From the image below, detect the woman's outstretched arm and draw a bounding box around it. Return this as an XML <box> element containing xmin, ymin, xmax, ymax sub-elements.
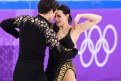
<box><xmin>71</xmin><ymin>13</ymin><xmax>102</xmax><ymax>43</ymax></box>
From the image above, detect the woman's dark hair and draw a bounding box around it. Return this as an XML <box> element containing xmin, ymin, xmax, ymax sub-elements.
<box><xmin>38</xmin><ymin>0</ymin><xmax>59</xmax><ymax>14</ymax></box>
<box><xmin>58</xmin><ymin>5</ymin><xmax>72</xmax><ymax>24</ymax></box>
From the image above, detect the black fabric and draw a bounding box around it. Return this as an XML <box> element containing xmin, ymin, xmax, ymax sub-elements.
<box><xmin>59</xmin><ymin>29</ymin><xmax>74</xmax><ymax>49</ymax></box>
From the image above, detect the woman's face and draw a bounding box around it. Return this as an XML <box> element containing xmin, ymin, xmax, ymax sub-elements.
<box><xmin>55</xmin><ymin>10</ymin><xmax>69</xmax><ymax>27</ymax></box>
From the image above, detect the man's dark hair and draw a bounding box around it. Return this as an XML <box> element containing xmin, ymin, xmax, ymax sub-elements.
<box><xmin>38</xmin><ymin>0</ymin><xmax>59</xmax><ymax>14</ymax></box>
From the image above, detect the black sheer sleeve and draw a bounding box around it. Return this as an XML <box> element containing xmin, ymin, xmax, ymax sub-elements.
<box><xmin>32</xmin><ymin>17</ymin><xmax>78</xmax><ymax>60</ymax></box>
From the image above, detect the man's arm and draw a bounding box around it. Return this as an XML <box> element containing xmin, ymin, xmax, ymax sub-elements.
<box><xmin>34</xmin><ymin>18</ymin><xmax>78</xmax><ymax>60</ymax></box>
<box><xmin>0</xmin><ymin>15</ymin><xmax>29</xmax><ymax>38</ymax></box>
<box><xmin>51</xmin><ymin>46</ymin><xmax>78</xmax><ymax>61</ymax></box>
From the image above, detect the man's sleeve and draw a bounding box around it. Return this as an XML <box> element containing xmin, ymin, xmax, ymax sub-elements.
<box><xmin>0</xmin><ymin>15</ymin><xmax>29</xmax><ymax>38</ymax></box>
<box><xmin>33</xmin><ymin>18</ymin><xmax>78</xmax><ymax>60</ymax></box>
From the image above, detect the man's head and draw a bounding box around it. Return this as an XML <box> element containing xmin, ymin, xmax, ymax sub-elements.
<box><xmin>38</xmin><ymin>0</ymin><xmax>59</xmax><ymax>22</ymax></box>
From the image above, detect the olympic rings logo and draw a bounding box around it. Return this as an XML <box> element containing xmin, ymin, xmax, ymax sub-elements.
<box><xmin>78</xmin><ymin>24</ymin><xmax>118</xmax><ymax>68</ymax></box>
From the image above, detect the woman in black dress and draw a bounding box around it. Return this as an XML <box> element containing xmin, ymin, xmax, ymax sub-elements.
<box><xmin>46</xmin><ymin>5</ymin><xmax>102</xmax><ymax>81</ymax></box>
<box><xmin>0</xmin><ymin>1</ymin><xmax>78</xmax><ymax>81</ymax></box>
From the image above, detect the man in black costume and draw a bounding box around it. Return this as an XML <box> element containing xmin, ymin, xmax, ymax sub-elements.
<box><xmin>0</xmin><ymin>0</ymin><xmax>78</xmax><ymax>81</ymax></box>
